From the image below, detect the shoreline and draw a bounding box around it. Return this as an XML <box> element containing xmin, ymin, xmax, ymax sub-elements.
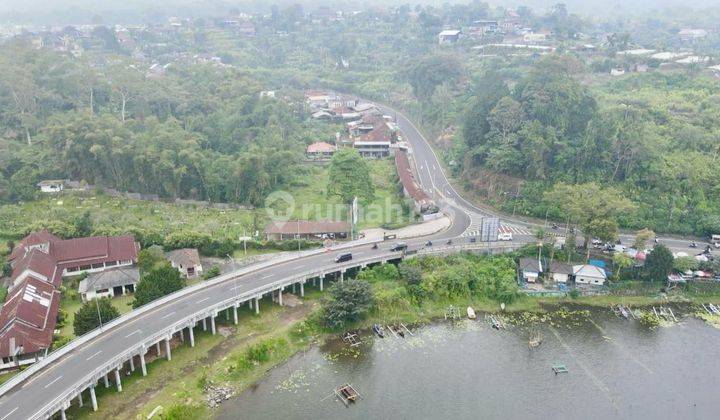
<box><xmin>66</xmin><ymin>287</ymin><xmax>720</xmax><ymax>419</ymax></box>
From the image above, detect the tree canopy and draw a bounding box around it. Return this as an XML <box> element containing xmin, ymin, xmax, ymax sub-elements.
<box><xmin>132</xmin><ymin>263</ymin><xmax>186</xmax><ymax>308</ymax></box>
<box><xmin>73</xmin><ymin>298</ymin><xmax>120</xmax><ymax>336</ymax></box>
<box><xmin>326</xmin><ymin>148</ymin><xmax>374</xmax><ymax>204</ymax></box>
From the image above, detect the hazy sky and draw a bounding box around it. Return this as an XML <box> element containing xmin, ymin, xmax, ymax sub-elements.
<box><xmin>0</xmin><ymin>0</ymin><xmax>718</xmax><ymax>24</ymax></box>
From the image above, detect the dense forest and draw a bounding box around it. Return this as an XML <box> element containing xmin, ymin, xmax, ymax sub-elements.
<box><xmin>0</xmin><ymin>42</ymin><xmax>335</xmax><ymax>205</ymax></box>
<box><xmin>457</xmin><ymin>56</ymin><xmax>720</xmax><ymax>236</ymax></box>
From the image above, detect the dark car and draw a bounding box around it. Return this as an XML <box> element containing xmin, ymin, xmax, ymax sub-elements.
<box><xmin>335</xmin><ymin>253</ymin><xmax>352</xmax><ymax>263</ymax></box>
<box><xmin>390</xmin><ymin>242</ymin><xmax>408</xmax><ymax>252</ymax></box>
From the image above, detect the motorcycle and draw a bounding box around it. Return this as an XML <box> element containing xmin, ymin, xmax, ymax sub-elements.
<box><xmin>689</xmin><ymin>242</ymin><xmax>697</xmax><ymax>248</ymax></box>
<box><xmin>551</xmin><ymin>223</ymin><xmax>559</xmax><ymax>230</ymax></box>
<box><xmin>425</xmin><ymin>240</ymin><xmax>433</xmax><ymax>247</ymax></box>
<box><xmin>371</xmin><ymin>243</ymin><xmax>378</xmax><ymax>250</ymax></box>
<box><xmin>446</xmin><ymin>239</ymin><xmax>453</xmax><ymax>245</ymax></box>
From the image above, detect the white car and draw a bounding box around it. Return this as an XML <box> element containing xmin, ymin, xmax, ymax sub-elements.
<box><xmin>498</xmin><ymin>232</ymin><xmax>513</xmax><ymax>241</ymax></box>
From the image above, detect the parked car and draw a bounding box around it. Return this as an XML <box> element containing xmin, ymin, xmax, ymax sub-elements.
<box><xmin>498</xmin><ymin>232</ymin><xmax>512</xmax><ymax>241</ymax></box>
<box><xmin>335</xmin><ymin>253</ymin><xmax>352</xmax><ymax>263</ymax></box>
<box><xmin>390</xmin><ymin>242</ymin><xmax>408</xmax><ymax>252</ymax></box>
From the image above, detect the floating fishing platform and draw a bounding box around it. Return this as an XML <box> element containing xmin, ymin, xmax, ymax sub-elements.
<box><xmin>552</xmin><ymin>364</ymin><xmax>569</xmax><ymax>374</ymax></box>
<box><xmin>342</xmin><ymin>332</ymin><xmax>361</xmax><ymax>347</ymax></box>
<box><xmin>528</xmin><ymin>331</ymin><xmax>542</xmax><ymax>349</ymax></box>
<box><xmin>612</xmin><ymin>304</ymin><xmax>632</xmax><ymax>319</ymax></box>
<box><xmin>485</xmin><ymin>314</ymin><xmax>505</xmax><ymax>330</ymax></box>
<box><xmin>445</xmin><ymin>306</ymin><xmax>460</xmax><ymax>320</ymax></box>
<box><xmin>387</xmin><ymin>324</ymin><xmax>406</xmax><ymax>338</ymax></box>
<box><xmin>334</xmin><ymin>383</ymin><xmax>361</xmax><ymax>406</ymax></box>
<box><xmin>702</xmin><ymin>303</ymin><xmax>720</xmax><ymax>315</ymax></box>
<box><xmin>654</xmin><ymin>306</ymin><xmax>678</xmax><ymax>322</ymax></box>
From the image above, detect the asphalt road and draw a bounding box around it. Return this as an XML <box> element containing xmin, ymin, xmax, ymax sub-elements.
<box><xmin>0</xmin><ymin>103</ymin><xmax>479</xmax><ymax>419</ymax></box>
<box><xmin>0</xmin><ymin>100</ymin><xmax>709</xmax><ymax>419</ymax></box>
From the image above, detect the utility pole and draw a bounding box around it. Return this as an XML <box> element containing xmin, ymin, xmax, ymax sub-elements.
<box><xmin>95</xmin><ymin>298</ymin><xmax>104</xmax><ymax>331</ymax></box>
<box><xmin>297</xmin><ymin>220</ymin><xmax>301</xmax><ymax>254</ymax></box>
<box><xmin>242</xmin><ymin>229</ymin><xmax>247</xmax><ymax>255</ymax></box>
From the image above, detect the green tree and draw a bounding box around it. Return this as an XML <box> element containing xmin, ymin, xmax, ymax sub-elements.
<box><xmin>673</xmin><ymin>256</ymin><xmax>698</xmax><ymax>273</ymax></box>
<box><xmin>322</xmin><ymin>279</ymin><xmax>374</xmax><ymax>329</ymax></box>
<box><xmin>73</xmin><ymin>298</ymin><xmax>120</xmax><ymax>336</ymax></box>
<box><xmin>612</xmin><ymin>252</ymin><xmax>633</xmax><ymax>281</ymax></box>
<box><xmin>644</xmin><ymin>244</ymin><xmax>674</xmax><ymax>282</ymax></box>
<box><xmin>74</xmin><ymin>211</ymin><xmax>94</xmax><ymax>237</ymax></box>
<box><xmin>133</xmin><ymin>263</ymin><xmax>186</xmax><ymax>308</ymax></box>
<box><xmin>326</xmin><ymin>148</ymin><xmax>374</xmax><ymax>204</ymax></box>
<box><xmin>544</xmin><ymin>182</ymin><xmax>635</xmax><ymax>258</ymax></box>
<box><xmin>633</xmin><ymin>228</ymin><xmax>655</xmax><ymax>250</ymax></box>
<box><xmin>137</xmin><ymin>245</ymin><xmax>165</xmax><ymax>274</ymax></box>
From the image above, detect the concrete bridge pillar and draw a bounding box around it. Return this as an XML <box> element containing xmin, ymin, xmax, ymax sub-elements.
<box><xmin>179</xmin><ymin>329</ymin><xmax>184</xmax><ymax>343</ymax></box>
<box><xmin>210</xmin><ymin>315</ymin><xmax>216</xmax><ymax>335</ymax></box>
<box><xmin>165</xmin><ymin>337</ymin><xmax>172</xmax><ymax>361</ymax></box>
<box><xmin>300</xmin><ymin>281</ymin><xmax>304</xmax><ymax>297</ymax></box>
<box><xmin>292</xmin><ymin>283</ymin><xmax>296</xmax><ymax>294</ymax></box>
<box><xmin>129</xmin><ymin>355</ymin><xmax>135</xmax><ymax>372</ymax></box>
<box><xmin>115</xmin><ymin>369</ymin><xmax>122</xmax><ymax>392</ymax></box>
<box><xmin>254</xmin><ymin>297</ymin><xmax>260</xmax><ymax>314</ymax></box>
<box><xmin>278</xmin><ymin>288</ymin><xmax>283</xmax><ymax>306</ymax></box>
<box><xmin>248</xmin><ymin>299</ymin><xmax>253</xmax><ymax>309</ymax></box>
<box><xmin>77</xmin><ymin>391</ymin><xmax>83</xmax><ymax>408</ymax></box>
<box><xmin>89</xmin><ymin>385</ymin><xmax>98</xmax><ymax>411</ymax></box>
<box><xmin>188</xmin><ymin>325</ymin><xmax>195</xmax><ymax>347</ymax></box>
<box><xmin>202</xmin><ymin>318</ymin><xmax>207</xmax><ymax>331</ymax></box>
<box><xmin>140</xmin><ymin>351</ymin><xmax>147</xmax><ymax>376</ymax></box>
<box><xmin>340</xmin><ymin>270</ymin><xmax>345</xmax><ymax>282</ymax></box>
<box><xmin>320</xmin><ymin>277</ymin><xmax>324</xmax><ymax>291</ymax></box>
<box><xmin>103</xmin><ymin>373</ymin><xmax>110</xmax><ymax>388</ymax></box>
<box><xmin>61</xmin><ymin>409</ymin><xmax>67</xmax><ymax>420</ymax></box>
<box><xmin>233</xmin><ymin>304</ymin><xmax>238</xmax><ymax>325</ymax></box>
<box><xmin>155</xmin><ymin>341</ymin><xmax>161</xmax><ymax>355</ymax></box>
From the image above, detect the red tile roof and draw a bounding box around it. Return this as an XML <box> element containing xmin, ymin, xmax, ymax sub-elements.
<box><xmin>0</xmin><ymin>232</ymin><xmax>139</xmax><ymax>359</ymax></box>
<box><xmin>8</xmin><ymin>230</ymin><xmax>60</xmax><ymax>262</ymax></box>
<box><xmin>307</xmin><ymin>141</ymin><xmax>337</xmax><ymax>153</ymax></box>
<box><xmin>11</xmin><ymin>249</ymin><xmax>61</xmax><ymax>288</ymax></box>
<box><xmin>265</xmin><ymin>220</ymin><xmax>350</xmax><ymax>235</ymax></box>
<box><xmin>358</xmin><ymin>124</ymin><xmax>391</xmax><ymax>143</ymax></box>
<box><xmin>51</xmin><ymin>235</ymin><xmax>139</xmax><ymax>267</ymax></box>
<box><xmin>395</xmin><ymin>150</ymin><xmax>431</xmax><ymax>203</ymax></box>
<box><xmin>0</xmin><ymin>277</ymin><xmax>60</xmax><ymax>358</ymax></box>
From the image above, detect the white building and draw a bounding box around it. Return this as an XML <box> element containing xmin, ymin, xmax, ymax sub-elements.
<box><xmin>37</xmin><ymin>180</ymin><xmax>65</xmax><ymax>193</ymax></box>
<box><xmin>573</xmin><ymin>264</ymin><xmax>607</xmax><ymax>286</ymax></box>
<box><xmin>438</xmin><ymin>30</ymin><xmax>461</xmax><ymax>45</ymax></box>
<box><xmin>78</xmin><ymin>267</ymin><xmax>139</xmax><ymax>301</ymax></box>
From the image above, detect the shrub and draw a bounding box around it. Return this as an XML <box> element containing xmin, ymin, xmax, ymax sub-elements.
<box><xmin>202</xmin><ymin>266</ymin><xmax>221</xmax><ymax>280</ymax></box>
<box><xmin>73</xmin><ymin>298</ymin><xmax>120</xmax><ymax>336</ymax></box>
<box><xmin>322</xmin><ymin>279</ymin><xmax>374</xmax><ymax>329</ymax></box>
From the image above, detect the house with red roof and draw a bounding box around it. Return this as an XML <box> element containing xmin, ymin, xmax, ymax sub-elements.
<box><xmin>0</xmin><ymin>277</ymin><xmax>60</xmax><ymax>369</ymax></box>
<box><xmin>306</xmin><ymin>141</ymin><xmax>337</xmax><ymax>160</ymax></box>
<box><xmin>1</xmin><ymin>231</ymin><xmax>140</xmax><ymax>369</ymax></box>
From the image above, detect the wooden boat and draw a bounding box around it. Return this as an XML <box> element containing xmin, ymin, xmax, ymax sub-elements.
<box><xmin>467</xmin><ymin>306</ymin><xmax>476</xmax><ymax>319</ymax></box>
<box><xmin>334</xmin><ymin>383</ymin><xmax>361</xmax><ymax>406</ymax></box>
<box><xmin>372</xmin><ymin>324</ymin><xmax>385</xmax><ymax>338</ymax></box>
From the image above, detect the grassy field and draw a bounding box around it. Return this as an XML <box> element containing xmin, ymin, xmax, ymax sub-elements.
<box><xmin>0</xmin><ymin>159</ymin><xmax>409</xmax><ymax>244</ymax></box>
<box><xmin>69</xmin><ymin>289</ymin><xmax>324</xmax><ymax>420</ymax></box>
<box><xmin>58</xmin><ymin>291</ymin><xmax>136</xmax><ymax>341</ymax></box>
<box><xmin>289</xmin><ymin>159</ymin><xmax>413</xmax><ymax>231</ymax></box>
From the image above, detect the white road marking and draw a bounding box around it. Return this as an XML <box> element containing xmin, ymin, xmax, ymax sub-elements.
<box><xmin>261</xmin><ymin>274</ymin><xmax>274</xmax><ymax>279</ymax></box>
<box><xmin>197</xmin><ymin>297</ymin><xmax>210</xmax><ymax>304</ymax></box>
<box><xmin>86</xmin><ymin>350</ymin><xmax>102</xmax><ymax>361</ymax></box>
<box><xmin>0</xmin><ymin>407</ymin><xmax>18</xmax><ymax>420</ymax></box>
<box><xmin>124</xmin><ymin>329</ymin><xmax>142</xmax><ymax>338</ymax></box>
<box><xmin>43</xmin><ymin>376</ymin><xmax>62</xmax><ymax>389</ymax></box>
<box><xmin>161</xmin><ymin>311</ymin><xmax>176</xmax><ymax>319</ymax></box>
<box><xmin>295</xmin><ymin>264</ymin><xmax>306</xmax><ymax>269</ymax></box>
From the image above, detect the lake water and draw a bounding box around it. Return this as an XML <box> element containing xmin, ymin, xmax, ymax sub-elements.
<box><xmin>216</xmin><ymin>308</ymin><xmax>720</xmax><ymax>420</ymax></box>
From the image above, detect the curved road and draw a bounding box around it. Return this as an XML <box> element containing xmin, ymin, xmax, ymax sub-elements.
<box><xmin>0</xmin><ymin>101</ymin><xmax>501</xmax><ymax>420</ymax></box>
<box><xmin>0</xmin><ymin>100</ymin><xmax>702</xmax><ymax>419</ymax></box>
